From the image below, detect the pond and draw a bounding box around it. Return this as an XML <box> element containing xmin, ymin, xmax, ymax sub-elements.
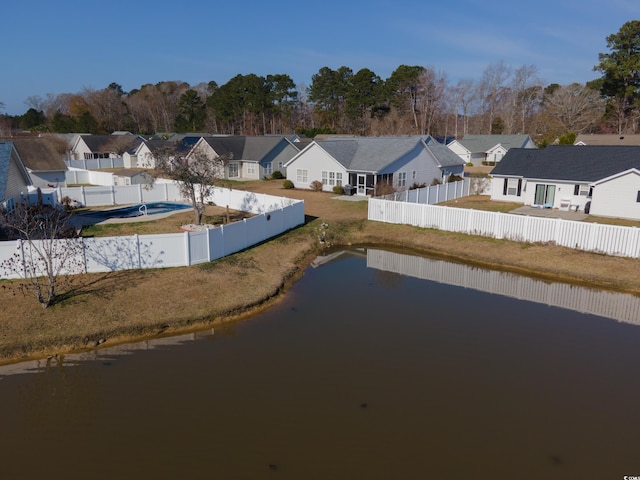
<box><xmin>1</xmin><ymin>248</ymin><xmax>639</xmax><ymax>479</ymax></box>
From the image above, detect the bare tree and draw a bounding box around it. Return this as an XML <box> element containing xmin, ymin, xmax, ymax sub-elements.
<box><xmin>544</xmin><ymin>83</ymin><xmax>605</xmax><ymax>134</ymax></box>
<box><xmin>477</xmin><ymin>61</ymin><xmax>511</xmax><ymax>133</ymax></box>
<box><xmin>1</xmin><ymin>194</ymin><xmax>85</xmax><ymax>308</ymax></box>
<box><xmin>154</xmin><ymin>149</ymin><xmax>229</xmax><ymax>225</ymax></box>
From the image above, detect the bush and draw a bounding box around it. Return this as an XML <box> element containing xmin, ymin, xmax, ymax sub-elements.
<box><xmin>310</xmin><ymin>180</ymin><xmax>323</xmax><ymax>192</ymax></box>
<box><xmin>271</xmin><ymin>171</ymin><xmax>284</xmax><ymax>180</ymax></box>
<box><xmin>283</xmin><ymin>179</ymin><xmax>294</xmax><ymax>189</ymax></box>
<box><xmin>333</xmin><ymin>185</ymin><xmax>345</xmax><ymax>195</ymax></box>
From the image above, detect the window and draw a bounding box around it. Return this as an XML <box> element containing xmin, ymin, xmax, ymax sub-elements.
<box><xmin>398</xmin><ymin>172</ymin><xmax>407</xmax><ymax>188</ymax></box>
<box><xmin>412</xmin><ymin>171</ymin><xmax>417</xmax><ymax>180</ymax></box>
<box><xmin>228</xmin><ymin>162</ymin><xmax>239</xmax><ymax>178</ymax></box>
<box><xmin>247</xmin><ymin>163</ymin><xmax>256</xmax><ymax>175</ymax></box>
<box><xmin>504</xmin><ymin>178</ymin><xmax>522</xmax><ymax>196</ymax></box>
<box><xmin>322</xmin><ymin>171</ymin><xmax>342</xmax><ymax>186</ymax></box>
<box><xmin>264</xmin><ymin>163</ymin><xmax>272</xmax><ymax>176</ymax></box>
<box><xmin>637</xmin><ymin>191</ymin><xmax>640</xmax><ymax>203</ymax></box>
<box><xmin>297</xmin><ymin>169</ymin><xmax>308</xmax><ymax>183</ymax></box>
<box><xmin>574</xmin><ymin>184</ymin><xmax>589</xmax><ymax>196</ymax></box>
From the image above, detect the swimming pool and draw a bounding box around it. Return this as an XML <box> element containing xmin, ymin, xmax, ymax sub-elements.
<box><xmin>78</xmin><ymin>202</ymin><xmax>191</xmax><ymax>221</ymax></box>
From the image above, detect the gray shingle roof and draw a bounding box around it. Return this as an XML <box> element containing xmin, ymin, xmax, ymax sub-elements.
<box><xmin>315</xmin><ymin>136</ymin><xmax>465</xmax><ymax>172</ymax></box>
<box><xmin>10</xmin><ymin>137</ymin><xmax>67</xmax><ymax>171</ymax></box>
<box><xmin>455</xmin><ymin>134</ymin><xmax>533</xmax><ymax>152</ymax></box>
<box><xmin>491</xmin><ymin>145</ymin><xmax>640</xmax><ymax>182</ymax></box>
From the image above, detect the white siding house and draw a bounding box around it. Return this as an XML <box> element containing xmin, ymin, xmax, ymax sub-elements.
<box><xmin>589</xmin><ymin>169</ymin><xmax>640</xmax><ymax>219</ymax></box>
<box><xmin>448</xmin><ymin>134</ymin><xmax>537</xmax><ymax>166</ymax></box>
<box><xmin>285</xmin><ymin>136</ymin><xmax>465</xmax><ymax>195</ymax></box>
<box><xmin>491</xmin><ymin>146</ymin><xmax>640</xmax><ymax>220</ymax></box>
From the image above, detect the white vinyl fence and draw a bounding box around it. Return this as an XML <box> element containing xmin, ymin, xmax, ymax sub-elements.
<box><xmin>66</xmin><ymin>157</ymin><xmax>125</xmax><ymax>170</ymax></box>
<box><xmin>378</xmin><ymin>179</ymin><xmax>470</xmax><ymax>204</ymax></box>
<box><xmin>369</xmin><ymin>198</ymin><xmax>640</xmax><ymax>259</ymax></box>
<box><xmin>0</xmin><ymin>185</ymin><xmax>305</xmax><ymax>280</ymax></box>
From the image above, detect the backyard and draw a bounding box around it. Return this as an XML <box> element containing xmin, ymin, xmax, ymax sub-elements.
<box><xmin>1</xmin><ymin>179</ymin><xmax>640</xmax><ymax>364</ymax></box>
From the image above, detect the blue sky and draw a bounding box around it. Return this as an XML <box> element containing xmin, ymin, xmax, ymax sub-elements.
<box><xmin>1</xmin><ymin>0</ymin><xmax>639</xmax><ymax>116</ymax></box>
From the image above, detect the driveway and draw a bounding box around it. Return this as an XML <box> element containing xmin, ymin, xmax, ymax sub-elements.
<box><xmin>510</xmin><ymin>206</ymin><xmax>589</xmax><ymax>221</ymax></box>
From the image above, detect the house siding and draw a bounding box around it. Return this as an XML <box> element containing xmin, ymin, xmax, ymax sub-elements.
<box><xmin>5</xmin><ymin>157</ymin><xmax>30</xmax><ymax>201</ymax></box>
<box><xmin>288</xmin><ymin>144</ymin><xmax>347</xmax><ymax>192</ymax></box>
<box><xmin>590</xmin><ymin>171</ymin><xmax>640</xmax><ymax>220</ymax></box>
<box><xmin>382</xmin><ymin>147</ymin><xmax>442</xmax><ymax>189</ymax></box>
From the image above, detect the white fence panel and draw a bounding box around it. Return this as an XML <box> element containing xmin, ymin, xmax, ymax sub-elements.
<box><xmin>218</xmin><ymin>221</ymin><xmax>248</xmax><ymax>257</ymax></box>
<box><xmin>188</xmin><ymin>230</ymin><xmax>210</xmax><ymax>265</ymax></box>
<box><xmin>84</xmin><ymin>236</ymin><xmax>143</xmax><ymax>272</ymax></box>
<box><xmin>242</xmin><ymin>216</ymin><xmax>262</xmax><ymax>248</ymax></box>
<box><xmin>208</xmin><ymin>227</ymin><xmax>225</xmax><ymax>262</ymax></box>
<box><xmin>141</xmin><ymin>233</ymin><xmax>188</xmax><ymax>269</ymax></box>
<box><xmin>368</xmin><ymin>198</ymin><xmax>640</xmax><ymax>259</ymax></box>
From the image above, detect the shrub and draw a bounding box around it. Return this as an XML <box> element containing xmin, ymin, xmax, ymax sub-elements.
<box><xmin>271</xmin><ymin>171</ymin><xmax>284</xmax><ymax>180</ymax></box>
<box><xmin>310</xmin><ymin>180</ymin><xmax>323</xmax><ymax>192</ymax></box>
<box><xmin>466</xmin><ymin>162</ymin><xmax>474</xmax><ymax>167</ymax></box>
<box><xmin>447</xmin><ymin>174</ymin><xmax>464</xmax><ymax>183</ymax></box>
<box><xmin>374</xmin><ymin>181</ymin><xmax>395</xmax><ymax>196</ymax></box>
<box><xmin>333</xmin><ymin>185</ymin><xmax>345</xmax><ymax>195</ymax></box>
<box><xmin>283</xmin><ymin>179</ymin><xmax>294</xmax><ymax>189</ymax></box>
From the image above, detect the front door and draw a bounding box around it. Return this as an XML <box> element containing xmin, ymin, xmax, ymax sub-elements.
<box><xmin>356</xmin><ymin>174</ymin><xmax>367</xmax><ymax>195</ymax></box>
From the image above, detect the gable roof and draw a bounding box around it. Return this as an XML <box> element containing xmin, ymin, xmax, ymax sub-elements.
<box><xmin>0</xmin><ymin>141</ymin><xmax>31</xmax><ymax>202</ymax></box>
<box><xmin>76</xmin><ymin>134</ymin><xmax>140</xmax><ymax>154</ymax></box>
<box><xmin>9</xmin><ymin>137</ymin><xmax>67</xmax><ymax>172</ymax></box>
<box><xmin>199</xmin><ymin>135</ymin><xmax>295</xmax><ymax>162</ymax></box>
<box><xmin>453</xmin><ymin>134</ymin><xmax>533</xmax><ymax>153</ymax></box>
<box><xmin>491</xmin><ymin>145</ymin><xmax>640</xmax><ymax>182</ymax></box>
<box><xmin>574</xmin><ymin>134</ymin><xmax>640</xmax><ymax>146</ymax></box>
<box><xmin>312</xmin><ymin>136</ymin><xmax>465</xmax><ymax>172</ymax></box>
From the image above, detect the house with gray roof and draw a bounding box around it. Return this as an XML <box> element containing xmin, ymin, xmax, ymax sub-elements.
<box><xmin>8</xmin><ymin>137</ymin><xmax>68</xmax><ymax>188</ymax></box>
<box><xmin>284</xmin><ymin>136</ymin><xmax>465</xmax><ymax>195</ymax></box>
<box><xmin>490</xmin><ymin>145</ymin><xmax>640</xmax><ymax>220</ymax></box>
<box><xmin>70</xmin><ymin>134</ymin><xmax>141</xmax><ymax>161</ymax></box>
<box><xmin>448</xmin><ymin>134</ymin><xmax>537</xmax><ymax>166</ymax></box>
<box><xmin>190</xmin><ymin>135</ymin><xmax>302</xmax><ymax>180</ymax></box>
<box><xmin>0</xmin><ymin>141</ymin><xmax>32</xmax><ymax>209</ymax></box>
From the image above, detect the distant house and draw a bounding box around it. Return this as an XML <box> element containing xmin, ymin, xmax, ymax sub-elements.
<box><xmin>9</xmin><ymin>137</ymin><xmax>67</xmax><ymax>188</ymax></box>
<box><xmin>0</xmin><ymin>141</ymin><xmax>32</xmax><ymax>208</ymax></box>
<box><xmin>189</xmin><ymin>135</ymin><xmax>302</xmax><ymax>180</ymax></box>
<box><xmin>448</xmin><ymin>134</ymin><xmax>537</xmax><ymax>166</ymax></box>
<box><xmin>490</xmin><ymin>145</ymin><xmax>640</xmax><ymax>220</ymax></box>
<box><xmin>71</xmin><ymin>134</ymin><xmax>141</xmax><ymax>161</ymax></box>
<box><xmin>284</xmin><ymin>136</ymin><xmax>465</xmax><ymax>195</ymax></box>
<box><xmin>574</xmin><ymin>134</ymin><xmax>640</xmax><ymax>146</ymax></box>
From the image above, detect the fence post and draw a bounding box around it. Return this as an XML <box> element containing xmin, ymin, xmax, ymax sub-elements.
<box><xmin>138</xmin><ymin>184</ymin><xmax>143</xmax><ymax>203</ymax></box>
<box><xmin>111</xmin><ymin>186</ymin><xmax>116</xmax><ymax>205</ymax></box>
<box><xmin>81</xmin><ymin>186</ymin><xmax>87</xmax><ymax>207</ymax></box>
<box><xmin>184</xmin><ymin>231</ymin><xmax>191</xmax><ymax>266</ymax></box>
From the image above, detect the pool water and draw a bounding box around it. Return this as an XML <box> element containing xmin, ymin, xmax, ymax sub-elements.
<box><xmin>78</xmin><ymin>202</ymin><xmax>191</xmax><ymax>220</ymax></box>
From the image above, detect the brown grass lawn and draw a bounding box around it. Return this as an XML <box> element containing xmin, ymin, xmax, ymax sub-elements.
<box><xmin>1</xmin><ymin>180</ymin><xmax>639</xmax><ymax>364</ymax></box>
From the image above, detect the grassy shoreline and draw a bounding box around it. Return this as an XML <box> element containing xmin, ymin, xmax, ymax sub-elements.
<box><xmin>2</xmin><ymin>185</ymin><xmax>639</xmax><ymax>365</ymax></box>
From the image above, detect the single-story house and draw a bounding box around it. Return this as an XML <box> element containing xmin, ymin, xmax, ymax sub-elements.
<box><xmin>448</xmin><ymin>134</ymin><xmax>537</xmax><ymax>166</ymax></box>
<box><xmin>7</xmin><ymin>137</ymin><xmax>68</xmax><ymax>188</ymax></box>
<box><xmin>71</xmin><ymin>133</ymin><xmax>141</xmax><ymax>161</ymax></box>
<box><xmin>189</xmin><ymin>135</ymin><xmax>302</xmax><ymax>180</ymax></box>
<box><xmin>490</xmin><ymin>145</ymin><xmax>640</xmax><ymax>220</ymax></box>
<box><xmin>283</xmin><ymin>136</ymin><xmax>466</xmax><ymax>195</ymax></box>
<box><xmin>0</xmin><ymin>141</ymin><xmax>33</xmax><ymax>209</ymax></box>
<box><xmin>574</xmin><ymin>134</ymin><xmax>640</xmax><ymax>146</ymax></box>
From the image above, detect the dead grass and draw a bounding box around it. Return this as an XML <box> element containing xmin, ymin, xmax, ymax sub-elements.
<box><xmin>1</xmin><ymin>179</ymin><xmax>639</xmax><ymax>365</ymax></box>
<box><xmin>439</xmin><ymin>195</ymin><xmax>522</xmax><ymax>213</ymax></box>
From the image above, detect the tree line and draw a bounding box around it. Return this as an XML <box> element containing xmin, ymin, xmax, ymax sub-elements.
<box><xmin>2</xmin><ymin>21</ymin><xmax>639</xmax><ymax>143</ymax></box>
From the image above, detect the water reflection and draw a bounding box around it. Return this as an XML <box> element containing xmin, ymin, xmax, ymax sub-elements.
<box><xmin>365</xmin><ymin>248</ymin><xmax>640</xmax><ymax>326</ymax></box>
<box><xmin>2</xmin><ymin>248</ymin><xmax>640</xmax><ymax>479</ymax></box>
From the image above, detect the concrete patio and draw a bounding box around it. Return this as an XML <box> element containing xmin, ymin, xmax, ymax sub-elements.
<box><xmin>509</xmin><ymin>206</ymin><xmax>589</xmax><ymax>221</ymax></box>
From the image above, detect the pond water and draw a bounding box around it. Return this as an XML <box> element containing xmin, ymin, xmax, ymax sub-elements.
<box><xmin>1</xmin><ymin>248</ymin><xmax>640</xmax><ymax>479</ymax></box>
